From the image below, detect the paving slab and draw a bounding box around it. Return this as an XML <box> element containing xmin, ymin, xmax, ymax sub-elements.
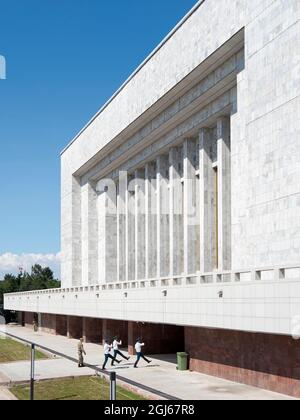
<box><xmin>0</xmin><ymin>325</ymin><xmax>295</xmax><ymax>401</ymax></box>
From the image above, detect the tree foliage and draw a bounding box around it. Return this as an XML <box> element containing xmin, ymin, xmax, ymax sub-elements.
<box><xmin>0</xmin><ymin>265</ymin><xmax>60</xmax><ymax>322</ymax></box>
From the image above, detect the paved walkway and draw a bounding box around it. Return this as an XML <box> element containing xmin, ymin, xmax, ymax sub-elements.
<box><xmin>0</xmin><ymin>325</ymin><xmax>295</xmax><ymax>400</ymax></box>
<box><xmin>0</xmin><ymin>387</ymin><xmax>17</xmax><ymax>401</ymax></box>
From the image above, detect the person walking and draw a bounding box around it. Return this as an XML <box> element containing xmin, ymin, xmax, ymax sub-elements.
<box><xmin>33</xmin><ymin>320</ymin><xmax>38</xmax><ymax>333</ymax></box>
<box><xmin>112</xmin><ymin>336</ymin><xmax>130</xmax><ymax>366</ymax></box>
<box><xmin>78</xmin><ymin>338</ymin><xmax>86</xmax><ymax>368</ymax></box>
<box><xmin>102</xmin><ymin>340</ymin><xmax>121</xmax><ymax>370</ymax></box>
<box><xmin>134</xmin><ymin>338</ymin><xmax>152</xmax><ymax>368</ymax></box>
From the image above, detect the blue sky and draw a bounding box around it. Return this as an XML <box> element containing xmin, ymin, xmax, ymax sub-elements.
<box><xmin>0</xmin><ymin>0</ymin><xmax>197</xmax><ymax>277</ymax></box>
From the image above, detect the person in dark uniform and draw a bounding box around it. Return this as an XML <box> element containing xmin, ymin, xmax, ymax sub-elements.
<box><xmin>78</xmin><ymin>338</ymin><xmax>86</xmax><ymax>368</ymax></box>
<box><xmin>33</xmin><ymin>320</ymin><xmax>38</xmax><ymax>333</ymax></box>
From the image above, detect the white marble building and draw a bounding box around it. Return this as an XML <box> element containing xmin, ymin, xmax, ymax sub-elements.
<box><xmin>5</xmin><ymin>0</ymin><xmax>300</xmax><ymax>397</ymax></box>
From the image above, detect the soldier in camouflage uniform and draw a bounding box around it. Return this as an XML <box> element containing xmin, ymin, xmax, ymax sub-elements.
<box><xmin>78</xmin><ymin>338</ymin><xmax>86</xmax><ymax>368</ymax></box>
<box><xmin>33</xmin><ymin>320</ymin><xmax>38</xmax><ymax>333</ymax></box>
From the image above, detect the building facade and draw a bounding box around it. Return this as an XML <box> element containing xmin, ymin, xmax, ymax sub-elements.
<box><xmin>5</xmin><ymin>0</ymin><xmax>300</xmax><ymax>397</ymax></box>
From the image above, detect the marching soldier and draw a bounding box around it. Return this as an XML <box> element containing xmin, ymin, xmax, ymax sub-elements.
<box><xmin>134</xmin><ymin>338</ymin><xmax>152</xmax><ymax>368</ymax></box>
<box><xmin>102</xmin><ymin>339</ymin><xmax>121</xmax><ymax>370</ymax></box>
<box><xmin>78</xmin><ymin>338</ymin><xmax>86</xmax><ymax>368</ymax></box>
<box><xmin>112</xmin><ymin>336</ymin><xmax>130</xmax><ymax>365</ymax></box>
<box><xmin>33</xmin><ymin>320</ymin><xmax>38</xmax><ymax>333</ymax></box>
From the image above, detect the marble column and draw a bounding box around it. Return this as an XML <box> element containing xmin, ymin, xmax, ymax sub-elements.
<box><xmin>117</xmin><ymin>173</ymin><xmax>127</xmax><ymax>282</ymax></box>
<box><xmin>199</xmin><ymin>128</ymin><xmax>216</xmax><ymax>272</ymax></box>
<box><xmin>69</xmin><ymin>176</ymin><xmax>82</xmax><ymax>287</ymax></box>
<box><xmin>81</xmin><ymin>182</ymin><xmax>98</xmax><ymax>285</ymax></box>
<box><xmin>157</xmin><ymin>155</ymin><xmax>170</xmax><ymax>278</ymax></box>
<box><xmin>127</xmin><ymin>174</ymin><xmax>136</xmax><ymax>281</ymax></box>
<box><xmin>217</xmin><ymin>117</ymin><xmax>231</xmax><ymax>271</ymax></box>
<box><xmin>169</xmin><ymin>147</ymin><xmax>184</xmax><ymax>276</ymax></box>
<box><xmin>145</xmin><ymin>162</ymin><xmax>157</xmax><ymax>279</ymax></box>
<box><xmin>183</xmin><ymin>139</ymin><xmax>199</xmax><ymax>275</ymax></box>
<box><xmin>97</xmin><ymin>179</ymin><xmax>118</xmax><ymax>283</ymax></box>
<box><xmin>135</xmin><ymin>169</ymin><xmax>146</xmax><ymax>280</ymax></box>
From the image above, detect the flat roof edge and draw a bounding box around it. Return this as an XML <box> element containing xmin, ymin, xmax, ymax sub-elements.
<box><xmin>60</xmin><ymin>0</ymin><xmax>206</xmax><ymax>156</ymax></box>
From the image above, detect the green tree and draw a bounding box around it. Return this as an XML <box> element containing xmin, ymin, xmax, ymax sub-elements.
<box><xmin>19</xmin><ymin>264</ymin><xmax>60</xmax><ymax>291</ymax></box>
<box><xmin>0</xmin><ymin>265</ymin><xmax>60</xmax><ymax>323</ymax></box>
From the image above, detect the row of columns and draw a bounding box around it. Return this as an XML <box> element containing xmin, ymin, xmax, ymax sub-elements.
<box><xmin>80</xmin><ymin>116</ymin><xmax>231</xmax><ymax>285</ymax></box>
<box><xmin>29</xmin><ymin>313</ymin><xmax>184</xmax><ymax>355</ymax></box>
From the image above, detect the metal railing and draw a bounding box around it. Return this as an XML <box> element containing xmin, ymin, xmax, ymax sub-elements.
<box><xmin>0</xmin><ymin>330</ymin><xmax>180</xmax><ymax>401</ymax></box>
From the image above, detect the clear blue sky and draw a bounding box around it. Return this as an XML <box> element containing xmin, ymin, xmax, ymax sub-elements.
<box><xmin>0</xmin><ymin>0</ymin><xmax>197</xmax><ymax>258</ymax></box>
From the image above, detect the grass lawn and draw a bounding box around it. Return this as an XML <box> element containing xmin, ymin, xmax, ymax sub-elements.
<box><xmin>0</xmin><ymin>339</ymin><xmax>48</xmax><ymax>363</ymax></box>
<box><xmin>11</xmin><ymin>376</ymin><xmax>146</xmax><ymax>400</ymax></box>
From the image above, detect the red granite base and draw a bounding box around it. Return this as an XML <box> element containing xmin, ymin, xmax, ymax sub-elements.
<box><xmin>185</xmin><ymin>326</ymin><xmax>300</xmax><ymax>398</ymax></box>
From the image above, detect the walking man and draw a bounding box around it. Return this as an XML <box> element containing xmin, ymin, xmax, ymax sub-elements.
<box><xmin>33</xmin><ymin>320</ymin><xmax>38</xmax><ymax>333</ymax></box>
<box><xmin>134</xmin><ymin>338</ymin><xmax>152</xmax><ymax>368</ymax></box>
<box><xmin>102</xmin><ymin>339</ymin><xmax>121</xmax><ymax>370</ymax></box>
<box><xmin>112</xmin><ymin>336</ymin><xmax>130</xmax><ymax>366</ymax></box>
<box><xmin>78</xmin><ymin>338</ymin><xmax>86</xmax><ymax>368</ymax></box>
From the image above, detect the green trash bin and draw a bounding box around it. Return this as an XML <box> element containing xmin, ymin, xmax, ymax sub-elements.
<box><xmin>177</xmin><ymin>352</ymin><xmax>189</xmax><ymax>371</ymax></box>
